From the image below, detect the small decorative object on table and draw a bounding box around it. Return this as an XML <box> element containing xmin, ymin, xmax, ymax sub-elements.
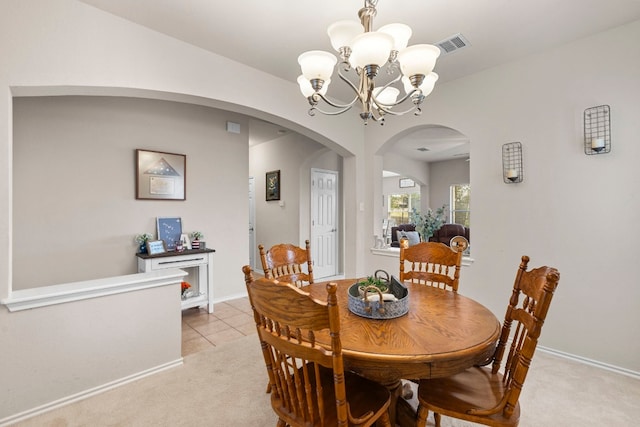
<box><xmin>181</xmin><ymin>281</ymin><xmax>193</xmax><ymax>299</ymax></box>
<box><xmin>190</xmin><ymin>231</ymin><xmax>204</xmax><ymax>249</ymax></box>
<box><xmin>348</xmin><ymin>270</ymin><xmax>409</xmax><ymax>319</ymax></box>
<box><xmin>134</xmin><ymin>233</ymin><xmax>153</xmax><ymax>254</ymax></box>
<box><xmin>356</xmin><ymin>271</ymin><xmax>389</xmax><ymax>295</ymax></box>
<box><xmin>179</xmin><ymin>233</ymin><xmax>191</xmax><ymax>250</ymax></box>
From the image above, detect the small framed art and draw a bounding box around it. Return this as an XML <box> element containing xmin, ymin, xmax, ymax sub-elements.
<box><xmin>136</xmin><ymin>149</ymin><xmax>186</xmax><ymax>200</ymax></box>
<box><xmin>146</xmin><ymin>240</ymin><xmax>167</xmax><ymax>255</ymax></box>
<box><xmin>266</xmin><ymin>170</ymin><xmax>281</xmax><ymax>201</ymax></box>
<box><xmin>157</xmin><ymin>217</ymin><xmax>183</xmax><ymax>251</ymax></box>
<box><xmin>399</xmin><ymin>178</ymin><xmax>415</xmax><ymax>188</ymax></box>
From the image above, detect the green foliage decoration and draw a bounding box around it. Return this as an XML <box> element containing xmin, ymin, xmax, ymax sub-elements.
<box><xmin>410</xmin><ymin>205</ymin><xmax>447</xmax><ymax>241</ymax></box>
<box><xmin>356</xmin><ymin>276</ymin><xmax>389</xmax><ymax>293</ymax></box>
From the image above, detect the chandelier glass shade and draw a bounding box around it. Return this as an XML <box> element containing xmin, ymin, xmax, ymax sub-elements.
<box><xmin>297</xmin><ymin>0</ymin><xmax>441</xmax><ymax>124</ymax></box>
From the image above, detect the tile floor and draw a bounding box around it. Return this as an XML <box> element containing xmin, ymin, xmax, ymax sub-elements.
<box><xmin>181</xmin><ymin>297</ymin><xmax>256</xmax><ymax>356</ymax></box>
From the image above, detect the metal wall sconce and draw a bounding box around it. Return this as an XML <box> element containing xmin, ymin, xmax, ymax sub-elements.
<box><xmin>584</xmin><ymin>105</ymin><xmax>611</xmax><ymax>155</ymax></box>
<box><xmin>502</xmin><ymin>142</ymin><xmax>523</xmax><ymax>184</ymax></box>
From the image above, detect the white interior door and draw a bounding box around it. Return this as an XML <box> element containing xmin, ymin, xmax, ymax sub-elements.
<box><xmin>311</xmin><ymin>169</ymin><xmax>338</xmax><ymax>279</ymax></box>
<box><xmin>248</xmin><ymin>177</ymin><xmax>256</xmax><ymax>270</ymax></box>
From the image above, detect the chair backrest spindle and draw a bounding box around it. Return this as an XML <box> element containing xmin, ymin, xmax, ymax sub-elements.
<box><xmin>399</xmin><ymin>240</ymin><xmax>462</xmax><ymax>292</ymax></box>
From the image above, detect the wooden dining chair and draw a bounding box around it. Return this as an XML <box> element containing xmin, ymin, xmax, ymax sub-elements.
<box><xmin>259</xmin><ymin>240</ymin><xmax>314</xmax><ymax>287</ymax></box>
<box><xmin>415</xmin><ymin>255</ymin><xmax>560</xmax><ymax>427</ymax></box>
<box><xmin>242</xmin><ymin>265</ymin><xmax>392</xmax><ymax>427</ymax></box>
<box><xmin>399</xmin><ymin>240</ymin><xmax>462</xmax><ymax>292</ymax></box>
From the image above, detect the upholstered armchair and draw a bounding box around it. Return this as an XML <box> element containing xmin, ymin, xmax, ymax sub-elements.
<box><xmin>429</xmin><ymin>223</ymin><xmax>470</xmax><ymax>246</ymax></box>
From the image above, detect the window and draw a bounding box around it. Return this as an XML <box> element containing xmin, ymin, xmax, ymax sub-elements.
<box><xmin>388</xmin><ymin>192</ymin><xmax>420</xmax><ymax>225</ymax></box>
<box><xmin>450</xmin><ymin>184</ymin><xmax>470</xmax><ymax>227</ymax></box>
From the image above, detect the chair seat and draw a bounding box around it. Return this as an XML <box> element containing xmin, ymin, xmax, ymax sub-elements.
<box><xmin>417</xmin><ymin>366</ymin><xmax>520</xmax><ymax>427</ymax></box>
<box><xmin>273</xmin><ymin>365</ymin><xmax>390</xmax><ymax>427</ymax></box>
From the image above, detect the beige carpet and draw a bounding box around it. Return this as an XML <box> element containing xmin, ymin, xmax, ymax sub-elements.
<box><xmin>15</xmin><ymin>334</ymin><xmax>640</xmax><ymax>426</ymax></box>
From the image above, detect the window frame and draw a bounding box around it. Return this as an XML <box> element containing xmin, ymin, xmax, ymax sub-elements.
<box><xmin>449</xmin><ymin>183</ymin><xmax>470</xmax><ymax>227</ymax></box>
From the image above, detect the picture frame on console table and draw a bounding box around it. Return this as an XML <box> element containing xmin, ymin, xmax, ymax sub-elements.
<box><xmin>136</xmin><ymin>149</ymin><xmax>186</xmax><ymax>200</ymax></box>
<box><xmin>146</xmin><ymin>240</ymin><xmax>167</xmax><ymax>255</ymax></box>
<box><xmin>157</xmin><ymin>217</ymin><xmax>182</xmax><ymax>251</ymax></box>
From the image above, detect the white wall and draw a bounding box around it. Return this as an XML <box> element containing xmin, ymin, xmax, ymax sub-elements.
<box><xmin>13</xmin><ymin>96</ymin><xmax>249</xmax><ymax>292</ymax></box>
<box><xmin>251</xmin><ymin>134</ymin><xmax>324</xmax><ymax>247</ymax></box>
<box><xmin>429</xmin><ymin>158</ymin><xmax>471</xmax><ymax>217</ymax></box>
<box><xmin>366</xmin><ymin>20</ymin><xmax>640</xmax><ymax>373</ymax></box>
<box><xmin>0</xmin><ymin>276</ymin><xmax>182</xmax><ymax>423</ymax></box>
<box><xmin>382</xmin><ymin>152</ymin><xmax>430</xmax><ymax>186</ymax></box>
<box><xmin>250</xmin><ymin>135</ymin><xmax>343</xmax><ymax>273</ymax></box>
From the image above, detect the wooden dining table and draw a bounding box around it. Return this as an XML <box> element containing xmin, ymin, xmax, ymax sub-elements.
<box><xmin>306</xmin><ymin>279</ymin><xmax>501</xmax><ymax>426</ymax></box>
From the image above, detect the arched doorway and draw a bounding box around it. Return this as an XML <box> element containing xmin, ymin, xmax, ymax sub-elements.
<box><xmin>377</xmin><ymin>124</ymin><xmax>470</xmax><ymax>245</ymax></box>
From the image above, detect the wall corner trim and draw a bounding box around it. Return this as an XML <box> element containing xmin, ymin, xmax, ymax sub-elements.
<box><xmin>1</xmin><ymin>269</ymin><xmax>187</xmax><ymax>312</ymax></box>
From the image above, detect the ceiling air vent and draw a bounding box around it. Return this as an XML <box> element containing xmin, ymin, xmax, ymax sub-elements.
<box><xmin>436</xmin><ymin>33</ymin><xmax>470</xmax><ymax>56</ymax></box>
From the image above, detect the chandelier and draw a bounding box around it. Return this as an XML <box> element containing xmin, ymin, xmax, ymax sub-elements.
<box><xmin>297</xmin><ymin>0</ymin><xmax>440</xmax><ymax>125</ymax></box>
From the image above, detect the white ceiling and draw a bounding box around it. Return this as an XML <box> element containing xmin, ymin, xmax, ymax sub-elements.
<box><xmin>79</xmin><ymin>0</ymin><xmax>640</xmax><ymax>162</ymax></box>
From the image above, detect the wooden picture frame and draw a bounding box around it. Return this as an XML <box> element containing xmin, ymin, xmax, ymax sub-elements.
<box><xmin>136</xmin><ymin>149</ymin><xmax>186</xmax><ymax>200</ymax></box>
<box><xmin>157</xmin><ymin>217</ymin><xmax>183</xmax><ymax>251</ymax></box>
<box><xmin>146</xmin><ymin>240</ymin><xmax>167</xmax><ymax>255</ymax></box>
<box><xmin>266</xmin><ymin>170</ymin><xmax>281</xmax><ymax>201</ymax></box>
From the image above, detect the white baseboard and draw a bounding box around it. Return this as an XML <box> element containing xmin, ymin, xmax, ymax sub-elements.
<box><xmin>0</xmin><ymin>358</ymin><xmax>183</xmax><ymax>427</ymax></box>
<box><xmin>213</xmin><ymin>291</ymin><xmax>248</xmax><ymax>304</ymax></box>
<box><xmin>538</xmin><ymin>345</ymin><xmax>640</xmax><ymax>380</ymax></box>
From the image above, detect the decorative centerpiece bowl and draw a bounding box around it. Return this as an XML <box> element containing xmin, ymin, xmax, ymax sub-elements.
<box><xmin>348</xmin><ymin>270</ymin><xmax>409</xmax><ymax>319</ymax></box>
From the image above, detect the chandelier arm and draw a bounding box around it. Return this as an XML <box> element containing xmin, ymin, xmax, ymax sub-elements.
<box><xmin>308</xmin><ymin>104</ymin><xmax>354</xmax><ymax>116</ymax></box>
<box><xmin>336</xmin><ymin>62</ymin><xmax>366</xmax><ymax>103</ymax></box>
<box><xmin>314</xmin><ymin>92</ymin><xmax>360</xmax><ymax>110</ymax></box>
<box><xmin>373</xmin><ymin>100</ymin><xmax>423</xmax><ymax>116</ymax></box>
<box><xmin>374</xmin><ymin>103</ymin><xmax>417</xmax><ymax>116</ymax></box>
<box><xmin>370</xmin><ymin>110</ymin><xmax>384</xmax><ymax>122</ymax></box>
<box><xmin>370</xmin><ymin>87</ymin><xmax>423</xmax><ymax>115</ymax></box>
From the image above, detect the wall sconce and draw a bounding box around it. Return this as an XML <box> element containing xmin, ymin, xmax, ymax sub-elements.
<box><xmin>584</xmin><ymin>105</ymin><xmax>611</xmax><ymax>155</ymax></box>
<box><xmin>502</xmin><ymin>142</ymin><xmax>523</xmax><ymax>184</ymax></box>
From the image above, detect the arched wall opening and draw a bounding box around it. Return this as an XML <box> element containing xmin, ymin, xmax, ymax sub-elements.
<box><xmin>373</xmin><ymin>124</ymin><xmax>470</xmax><ymax>245</ymax></box>
<box><xmin>10</xmin><ymin>86</ymin><xmax>356</xmax><ymax>297</ymax></box>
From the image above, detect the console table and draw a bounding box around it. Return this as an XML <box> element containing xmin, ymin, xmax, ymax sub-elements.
<box><xmin>136</xmin><ymin>248</ymin><xmax>215</xmax><ymax>312</ymax></box>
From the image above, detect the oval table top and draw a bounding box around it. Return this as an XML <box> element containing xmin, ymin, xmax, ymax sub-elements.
<box><xmin>306</xmin><ymin>279</ymin><xmax>501</xmax><ymax>384</ymax></box>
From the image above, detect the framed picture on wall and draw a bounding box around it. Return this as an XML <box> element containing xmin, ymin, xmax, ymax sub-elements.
<box><xmin>136</xmin><ymin>149</ymin><xmax>186</xmax><ymax>200</ymax></box>
<box><xmin>157</xmin><ymin>217</ymin><xmax>183</xmax><ymax>251</ymax></box>
<box><xmin>399</xmin><ymin>178</ymin><xmax>415</xmax><ymax>188</ymax></box>
<box><xmin>266</xmin><ymin>170</ymin><xmax>281</xmax><ymax>201</ymax></box>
